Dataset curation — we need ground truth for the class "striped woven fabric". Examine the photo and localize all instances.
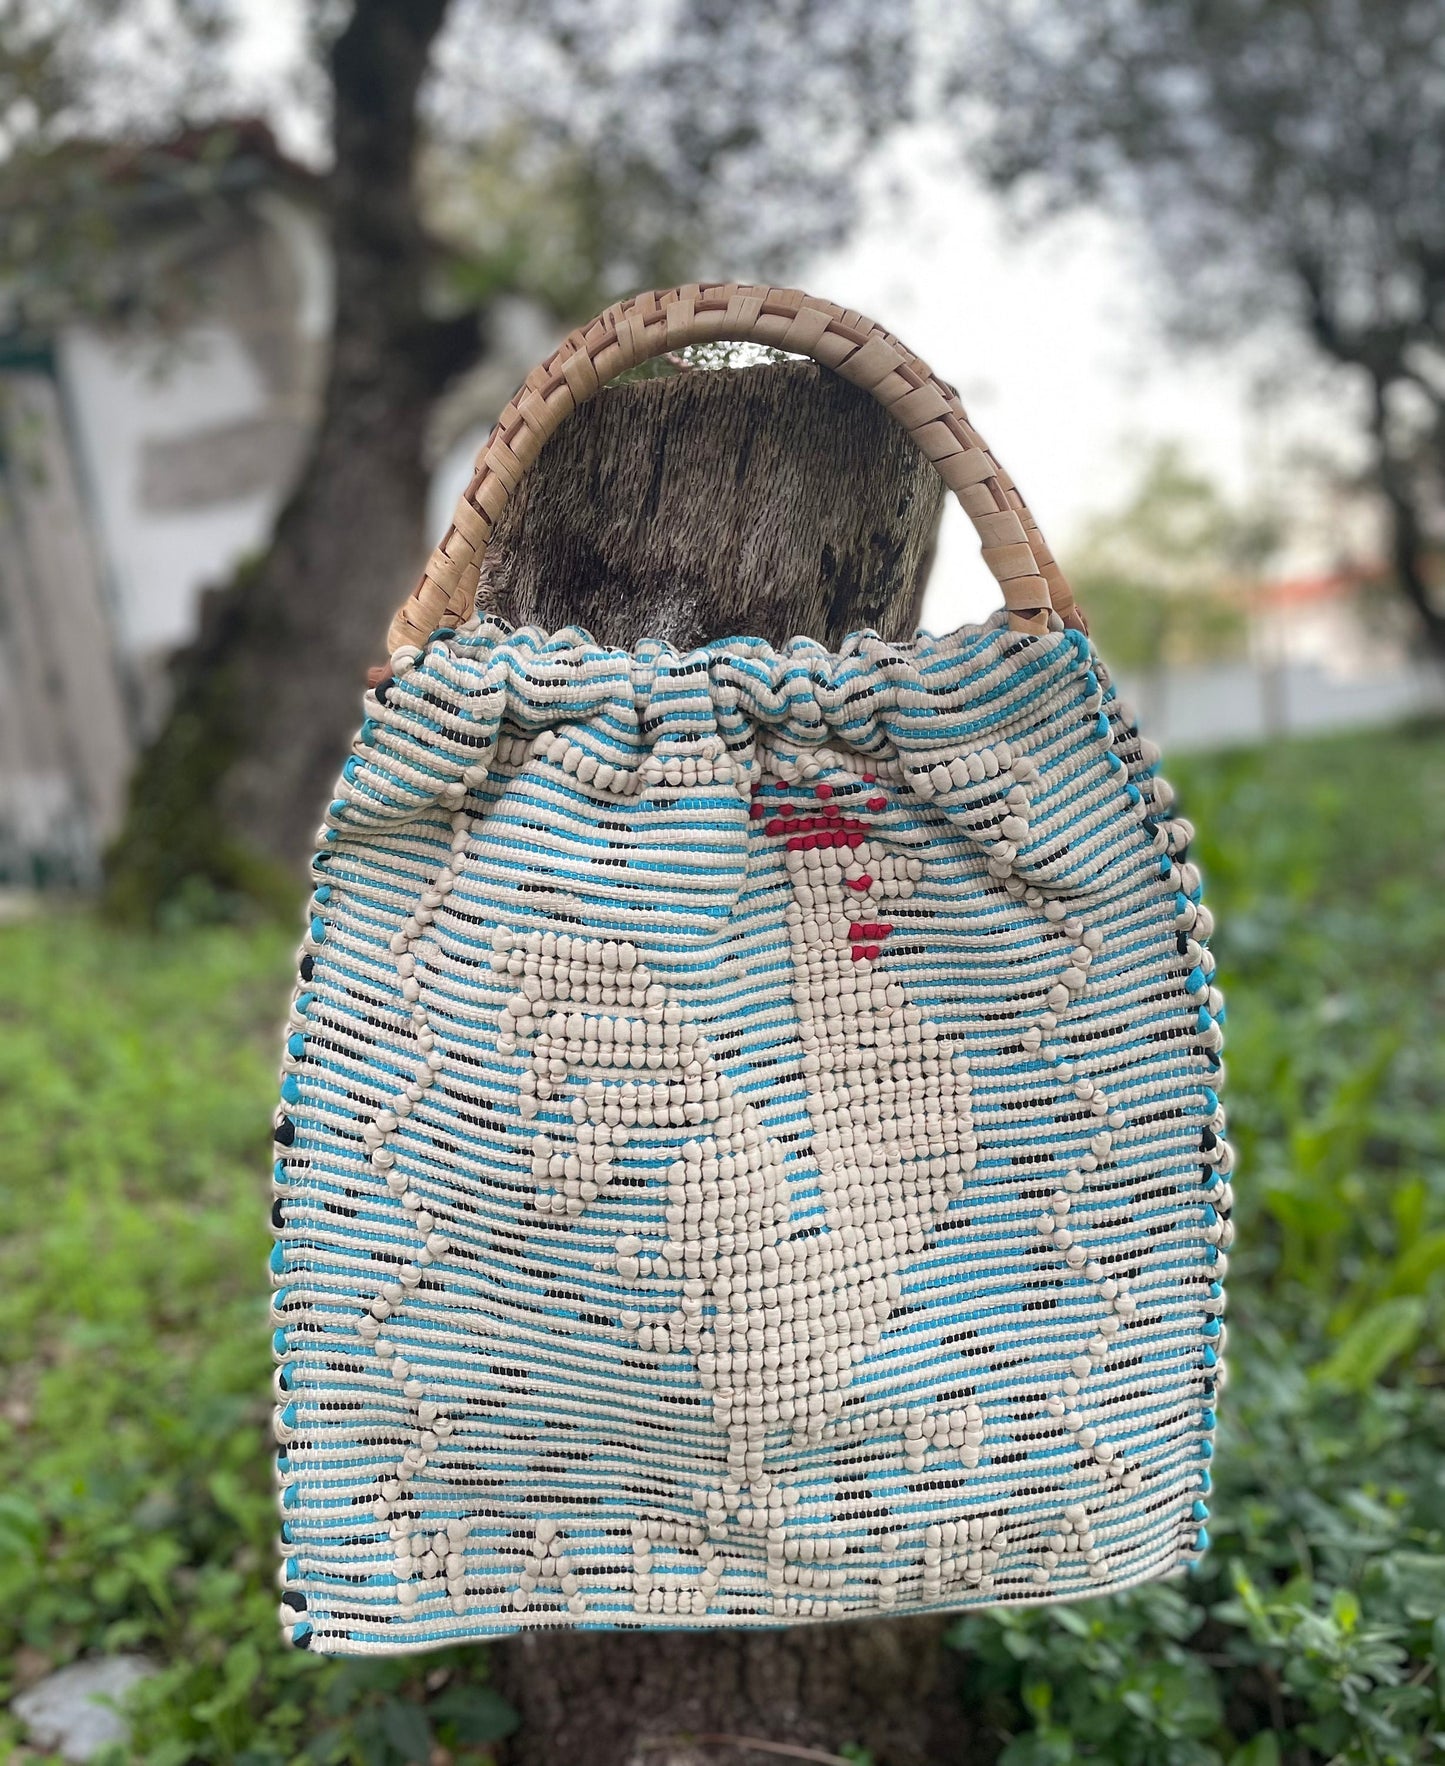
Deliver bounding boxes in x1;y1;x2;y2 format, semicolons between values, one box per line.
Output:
271;611;1230;1654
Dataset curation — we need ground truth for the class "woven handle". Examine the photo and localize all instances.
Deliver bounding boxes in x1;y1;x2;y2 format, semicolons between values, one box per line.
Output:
387;282;1081;654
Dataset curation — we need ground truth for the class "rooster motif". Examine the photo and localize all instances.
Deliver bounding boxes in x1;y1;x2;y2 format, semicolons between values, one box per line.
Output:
488;758;1026;1606
281;635;1226;1642
352;742;1203;1624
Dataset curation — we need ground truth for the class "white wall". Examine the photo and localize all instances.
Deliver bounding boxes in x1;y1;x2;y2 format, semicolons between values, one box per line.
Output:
1116;658;1445;753
55;191;333;663
58;322;281;655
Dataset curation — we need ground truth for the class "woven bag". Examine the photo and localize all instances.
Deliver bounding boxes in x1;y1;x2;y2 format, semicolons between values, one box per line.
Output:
271;285;1231;1654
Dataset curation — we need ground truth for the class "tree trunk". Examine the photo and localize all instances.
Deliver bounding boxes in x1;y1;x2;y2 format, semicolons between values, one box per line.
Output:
103;0;480;920
481;361;942;652
1299;279;1445;664
497;1615;972;1766
1367;380;1445;661
484;361;970;1766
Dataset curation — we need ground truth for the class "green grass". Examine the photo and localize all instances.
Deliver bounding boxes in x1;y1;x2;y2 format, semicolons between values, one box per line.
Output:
2;722;1444;1765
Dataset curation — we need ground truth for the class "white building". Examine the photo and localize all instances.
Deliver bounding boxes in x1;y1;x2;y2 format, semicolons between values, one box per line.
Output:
0;121;560;887
0;123;330;883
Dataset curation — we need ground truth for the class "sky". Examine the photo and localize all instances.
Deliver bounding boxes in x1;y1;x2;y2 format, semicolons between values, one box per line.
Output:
228;1;1368;634
809;133;1368;630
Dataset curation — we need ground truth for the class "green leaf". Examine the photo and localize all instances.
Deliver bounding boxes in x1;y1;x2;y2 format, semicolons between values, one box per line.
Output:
141;1740;195;1766
1315;1296;1426;1391
1228;1737;1281;1766
431;1685;520;1745
1382;1228;1445;1298
0;1493;43;1599
355;1712;393;1766
208;1467;261;1530
0;1492;43;1556
379;1699;432;1764
1119;1656;1223;1739
1389;1554;1445;1622
998;1731;1075;1766
1021;1678;1054;1722
191;1639;263;1722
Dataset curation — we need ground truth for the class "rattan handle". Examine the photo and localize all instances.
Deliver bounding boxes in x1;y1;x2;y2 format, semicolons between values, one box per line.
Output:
387;282;1081;654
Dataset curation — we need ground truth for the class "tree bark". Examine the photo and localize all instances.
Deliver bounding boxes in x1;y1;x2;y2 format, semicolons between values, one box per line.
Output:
1297;264;1445;663
484;361;968;1766
481;361;942;653
496;1615;972;1766
103;0;481;919
1366;378;1445;660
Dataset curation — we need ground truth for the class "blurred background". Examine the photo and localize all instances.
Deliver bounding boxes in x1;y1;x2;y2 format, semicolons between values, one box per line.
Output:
1;4;1443;1764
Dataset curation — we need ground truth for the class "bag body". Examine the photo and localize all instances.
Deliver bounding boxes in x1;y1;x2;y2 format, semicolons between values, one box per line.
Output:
270;287;1230;1654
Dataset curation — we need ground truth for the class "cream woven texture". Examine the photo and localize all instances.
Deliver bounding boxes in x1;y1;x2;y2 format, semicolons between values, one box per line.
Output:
271;613;1230;1653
